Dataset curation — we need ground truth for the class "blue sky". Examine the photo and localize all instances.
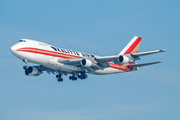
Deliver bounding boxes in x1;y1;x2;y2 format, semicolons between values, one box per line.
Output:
0;0;180;120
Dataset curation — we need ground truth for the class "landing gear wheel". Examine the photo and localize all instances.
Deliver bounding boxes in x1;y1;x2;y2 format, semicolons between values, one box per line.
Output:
78;75;81;78
56;74;63;82
79;72;88;80
56;74;61;78
58;78;63;82
23;66;28;70
69;75;77;81
81;72;87;79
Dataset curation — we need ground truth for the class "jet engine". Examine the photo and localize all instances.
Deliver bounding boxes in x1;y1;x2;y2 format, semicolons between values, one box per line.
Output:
25;66;42;76
81;59;93;67
118;55;134;63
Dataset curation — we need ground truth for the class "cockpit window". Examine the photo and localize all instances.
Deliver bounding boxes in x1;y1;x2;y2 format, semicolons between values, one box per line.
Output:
19;40;26;42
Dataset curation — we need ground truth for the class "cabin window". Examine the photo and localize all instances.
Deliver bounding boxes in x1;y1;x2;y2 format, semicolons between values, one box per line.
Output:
19;40;26;42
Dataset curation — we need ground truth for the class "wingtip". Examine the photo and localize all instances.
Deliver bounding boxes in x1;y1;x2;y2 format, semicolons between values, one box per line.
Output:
160;49;167;52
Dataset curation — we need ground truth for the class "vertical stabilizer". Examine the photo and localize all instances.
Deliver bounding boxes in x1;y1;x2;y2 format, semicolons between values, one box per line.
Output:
119;36;142;55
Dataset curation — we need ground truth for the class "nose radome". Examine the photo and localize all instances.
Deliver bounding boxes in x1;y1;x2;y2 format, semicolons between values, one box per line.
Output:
10;44;19;55
10;45;16;53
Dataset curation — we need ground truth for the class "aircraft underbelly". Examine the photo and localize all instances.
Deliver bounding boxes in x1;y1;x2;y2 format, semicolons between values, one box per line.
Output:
92;68;125;75
46;58;81;72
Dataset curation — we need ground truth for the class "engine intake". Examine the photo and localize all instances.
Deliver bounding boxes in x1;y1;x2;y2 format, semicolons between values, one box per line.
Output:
81;59;92;67
118;55;134;63
25;66;42;76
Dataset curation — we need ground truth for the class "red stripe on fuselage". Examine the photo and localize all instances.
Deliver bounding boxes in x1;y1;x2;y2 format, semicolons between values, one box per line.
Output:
17;47;83;59
107;62;134;71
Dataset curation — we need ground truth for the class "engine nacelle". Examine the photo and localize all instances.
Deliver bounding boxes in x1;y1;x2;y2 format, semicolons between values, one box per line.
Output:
118;55;134;63
81;59;92;67
25;66;42;76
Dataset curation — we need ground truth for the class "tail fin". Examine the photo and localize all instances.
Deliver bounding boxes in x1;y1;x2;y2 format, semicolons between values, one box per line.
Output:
119;36;142;55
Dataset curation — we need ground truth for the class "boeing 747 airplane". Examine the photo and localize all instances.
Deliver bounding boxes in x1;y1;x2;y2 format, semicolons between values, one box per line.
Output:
10;36;166;82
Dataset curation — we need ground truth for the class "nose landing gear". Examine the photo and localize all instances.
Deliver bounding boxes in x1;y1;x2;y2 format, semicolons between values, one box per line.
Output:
23;59;28;70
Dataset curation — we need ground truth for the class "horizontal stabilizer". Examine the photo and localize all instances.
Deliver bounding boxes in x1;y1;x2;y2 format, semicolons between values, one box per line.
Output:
126;61;162;68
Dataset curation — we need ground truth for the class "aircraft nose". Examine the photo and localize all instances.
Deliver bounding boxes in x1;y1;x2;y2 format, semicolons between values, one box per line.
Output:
10;44;24;59
10;45;16;53
10;44;19;55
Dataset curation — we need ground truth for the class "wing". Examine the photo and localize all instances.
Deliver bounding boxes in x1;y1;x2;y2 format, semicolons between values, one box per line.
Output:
95;49;167;63
57;58;83;66
94;55;119;63
57;58;109;72
57;49;166;71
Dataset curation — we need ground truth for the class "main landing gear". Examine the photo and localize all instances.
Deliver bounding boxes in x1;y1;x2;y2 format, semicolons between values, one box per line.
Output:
78;72;88;80
69;75;77;81
69;72;88;81
56;74;63;82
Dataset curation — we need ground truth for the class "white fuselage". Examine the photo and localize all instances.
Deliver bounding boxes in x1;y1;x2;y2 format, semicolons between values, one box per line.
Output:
10;39;133;75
